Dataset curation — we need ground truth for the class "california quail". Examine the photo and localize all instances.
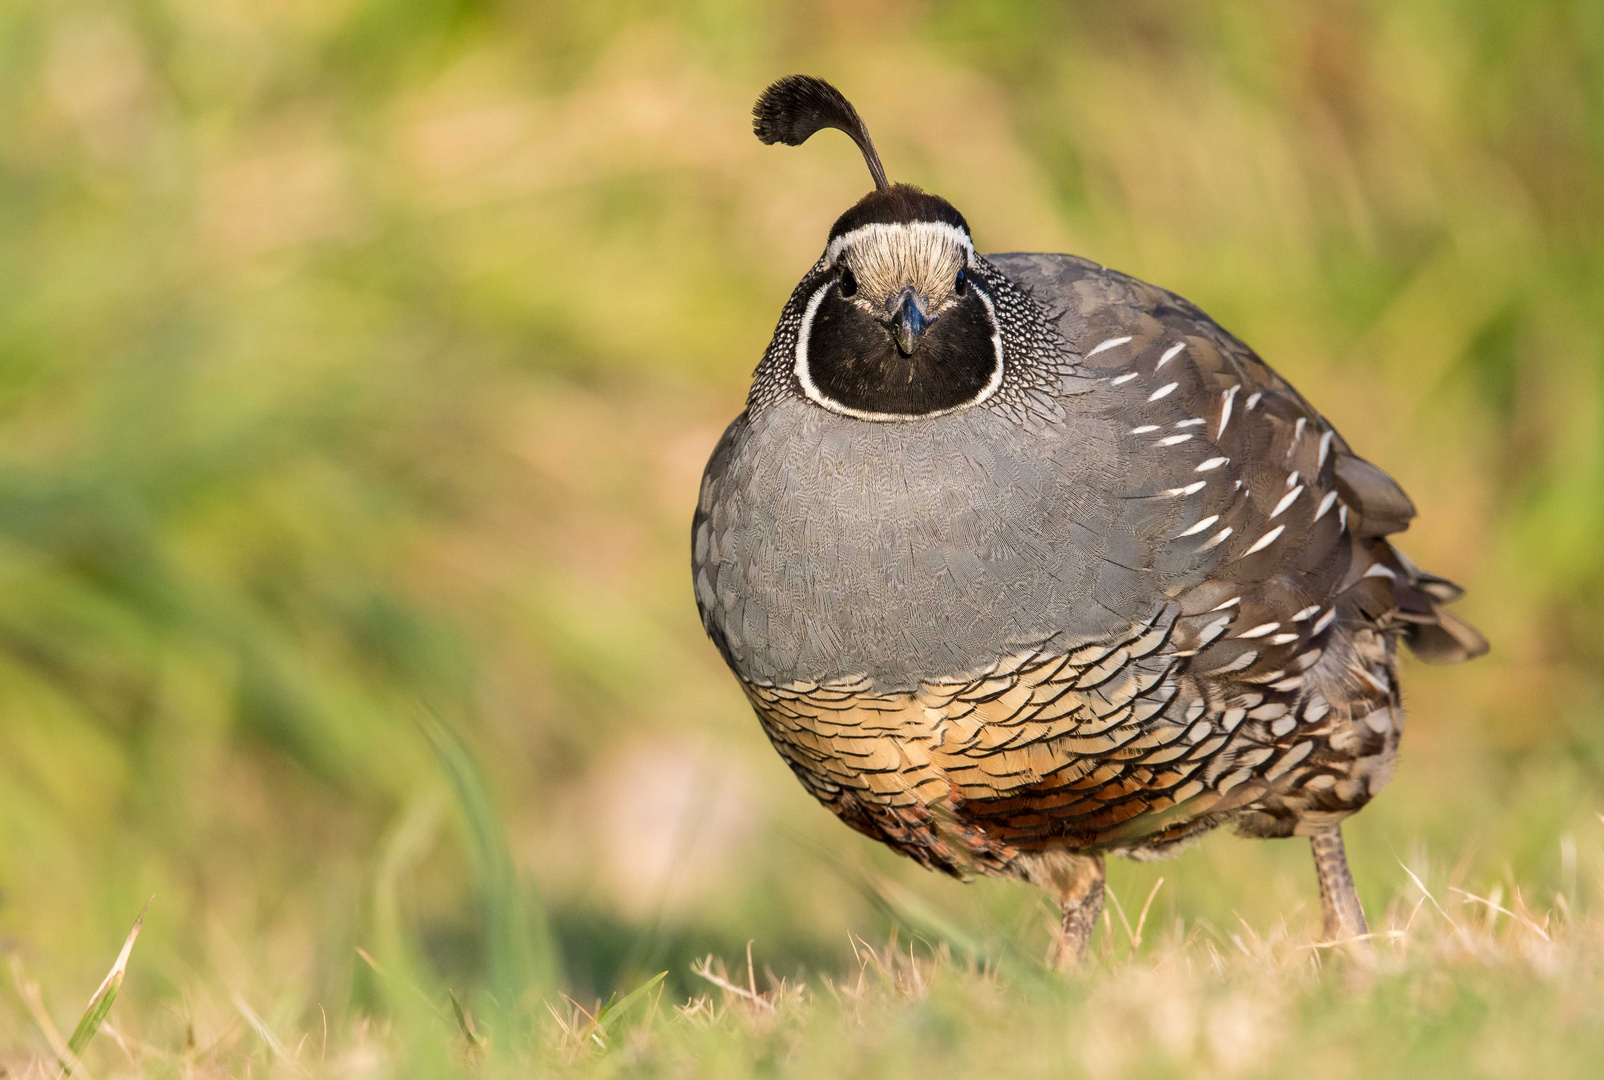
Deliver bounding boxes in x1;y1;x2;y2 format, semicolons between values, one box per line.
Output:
692;75;1487;964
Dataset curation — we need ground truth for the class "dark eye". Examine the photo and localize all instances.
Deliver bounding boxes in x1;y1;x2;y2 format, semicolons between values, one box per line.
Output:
839;268;857;297
955;268;967;295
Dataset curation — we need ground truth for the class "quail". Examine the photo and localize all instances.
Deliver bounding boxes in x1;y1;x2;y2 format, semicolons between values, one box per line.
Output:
692;75;1487;965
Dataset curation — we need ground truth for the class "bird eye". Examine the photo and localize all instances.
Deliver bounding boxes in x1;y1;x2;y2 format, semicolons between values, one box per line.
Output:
839;268;857;297
955;269;967;295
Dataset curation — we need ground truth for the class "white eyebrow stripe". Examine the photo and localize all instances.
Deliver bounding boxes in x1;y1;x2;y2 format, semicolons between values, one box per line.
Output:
825;220;975;264
1241;524;1286;556
1148;382;1179;401
1270;485;1304;518
1313;490;1339;521
1087;335;1134;357
1177;514;1221;538
1196;457;1229;472
1111;371;1140;385
1158;434;1194;446
1156;342;1186;369
1238;621;1281;639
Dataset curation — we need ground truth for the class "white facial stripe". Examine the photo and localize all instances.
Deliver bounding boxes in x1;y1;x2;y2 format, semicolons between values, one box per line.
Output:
825;221;975;267
793;276;1005;422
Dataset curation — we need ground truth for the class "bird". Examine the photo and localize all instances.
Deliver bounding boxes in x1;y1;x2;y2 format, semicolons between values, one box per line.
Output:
691;74;1487;966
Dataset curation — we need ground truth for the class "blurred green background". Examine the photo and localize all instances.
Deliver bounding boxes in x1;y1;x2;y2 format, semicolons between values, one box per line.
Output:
0;0;1601;1043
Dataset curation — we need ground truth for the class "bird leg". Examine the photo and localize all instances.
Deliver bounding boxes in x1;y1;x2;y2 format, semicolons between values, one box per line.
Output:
1038;852;1106;970
1310;825;1368;942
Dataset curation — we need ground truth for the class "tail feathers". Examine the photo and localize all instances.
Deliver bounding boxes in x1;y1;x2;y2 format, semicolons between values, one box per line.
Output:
1390;551;1487;664
1404;607;1488;665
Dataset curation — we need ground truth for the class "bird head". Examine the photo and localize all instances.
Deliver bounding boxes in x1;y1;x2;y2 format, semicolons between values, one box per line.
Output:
754;76;1005;420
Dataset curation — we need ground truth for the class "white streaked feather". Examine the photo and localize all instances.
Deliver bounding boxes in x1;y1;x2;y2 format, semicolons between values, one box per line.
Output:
1156;342;1186;369
1176;514;1221;538
1088;335;1133;356
1241;524;1286;555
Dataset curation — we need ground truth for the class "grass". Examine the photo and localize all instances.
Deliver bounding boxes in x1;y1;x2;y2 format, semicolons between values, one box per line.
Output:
6;855;1604;1078
0;0;1602;1075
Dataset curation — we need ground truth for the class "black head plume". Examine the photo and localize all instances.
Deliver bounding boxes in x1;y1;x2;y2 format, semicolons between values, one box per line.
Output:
753;75;889;191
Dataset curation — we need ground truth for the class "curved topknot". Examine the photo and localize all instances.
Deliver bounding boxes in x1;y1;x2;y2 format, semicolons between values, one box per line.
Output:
753;75;889;191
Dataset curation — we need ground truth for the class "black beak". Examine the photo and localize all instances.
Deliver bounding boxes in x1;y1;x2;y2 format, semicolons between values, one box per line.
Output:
891;290;928;357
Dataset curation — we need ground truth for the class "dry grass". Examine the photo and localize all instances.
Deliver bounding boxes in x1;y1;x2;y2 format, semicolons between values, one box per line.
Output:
3;854;1601;1079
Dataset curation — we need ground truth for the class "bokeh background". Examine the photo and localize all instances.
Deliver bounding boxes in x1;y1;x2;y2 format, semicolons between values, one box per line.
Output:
1;0;1601;1041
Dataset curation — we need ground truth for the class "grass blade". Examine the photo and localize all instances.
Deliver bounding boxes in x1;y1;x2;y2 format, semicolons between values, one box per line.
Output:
449;989;483;1048
62;898;151;1073
594;971;666;1039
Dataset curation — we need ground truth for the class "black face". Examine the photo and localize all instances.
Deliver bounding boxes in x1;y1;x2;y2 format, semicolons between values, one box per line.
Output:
802;273;1000;416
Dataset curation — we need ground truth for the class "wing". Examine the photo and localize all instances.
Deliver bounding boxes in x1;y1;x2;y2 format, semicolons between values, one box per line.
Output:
990;251;1486;674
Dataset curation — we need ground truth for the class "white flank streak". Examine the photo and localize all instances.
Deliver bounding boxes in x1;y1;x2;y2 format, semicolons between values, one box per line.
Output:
1246;391;1263;410
1218;385;1239;438
1364;563;1397;579
1159;434;1193;446
1131;424;1160;433
1313;609;1338;636
1156;342;1186;369
1177;514;1220;538
1242;524;1286;555
1293;417;1306;443
1269;633;1301;645
1196;456;1229;472
1148;382;1179;401
1318;430;1334;469
1287;471;1300;487
1200;527;1233;551
1313;490;1339;521
1088;335;1133;357
1212;596;1242;611
1238;622;1281;639
1177;418;1206;427
1111;372;1140;385
1292;605;1321;621
1270;485;1304;518
1165;480;1208;497
1339;505;1348;531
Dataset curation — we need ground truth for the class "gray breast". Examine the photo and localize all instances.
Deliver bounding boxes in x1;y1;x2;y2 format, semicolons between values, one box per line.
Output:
692;392;1171;691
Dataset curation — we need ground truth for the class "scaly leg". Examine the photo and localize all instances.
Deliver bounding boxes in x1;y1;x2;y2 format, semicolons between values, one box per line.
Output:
1044;853;1106;970
1310;825;1368;941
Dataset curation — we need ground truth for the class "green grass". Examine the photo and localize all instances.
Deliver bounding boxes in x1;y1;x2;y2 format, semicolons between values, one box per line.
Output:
0;0;1602;1075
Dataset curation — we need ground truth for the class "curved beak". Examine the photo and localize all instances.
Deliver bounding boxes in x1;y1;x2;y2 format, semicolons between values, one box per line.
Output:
890;289;929;357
